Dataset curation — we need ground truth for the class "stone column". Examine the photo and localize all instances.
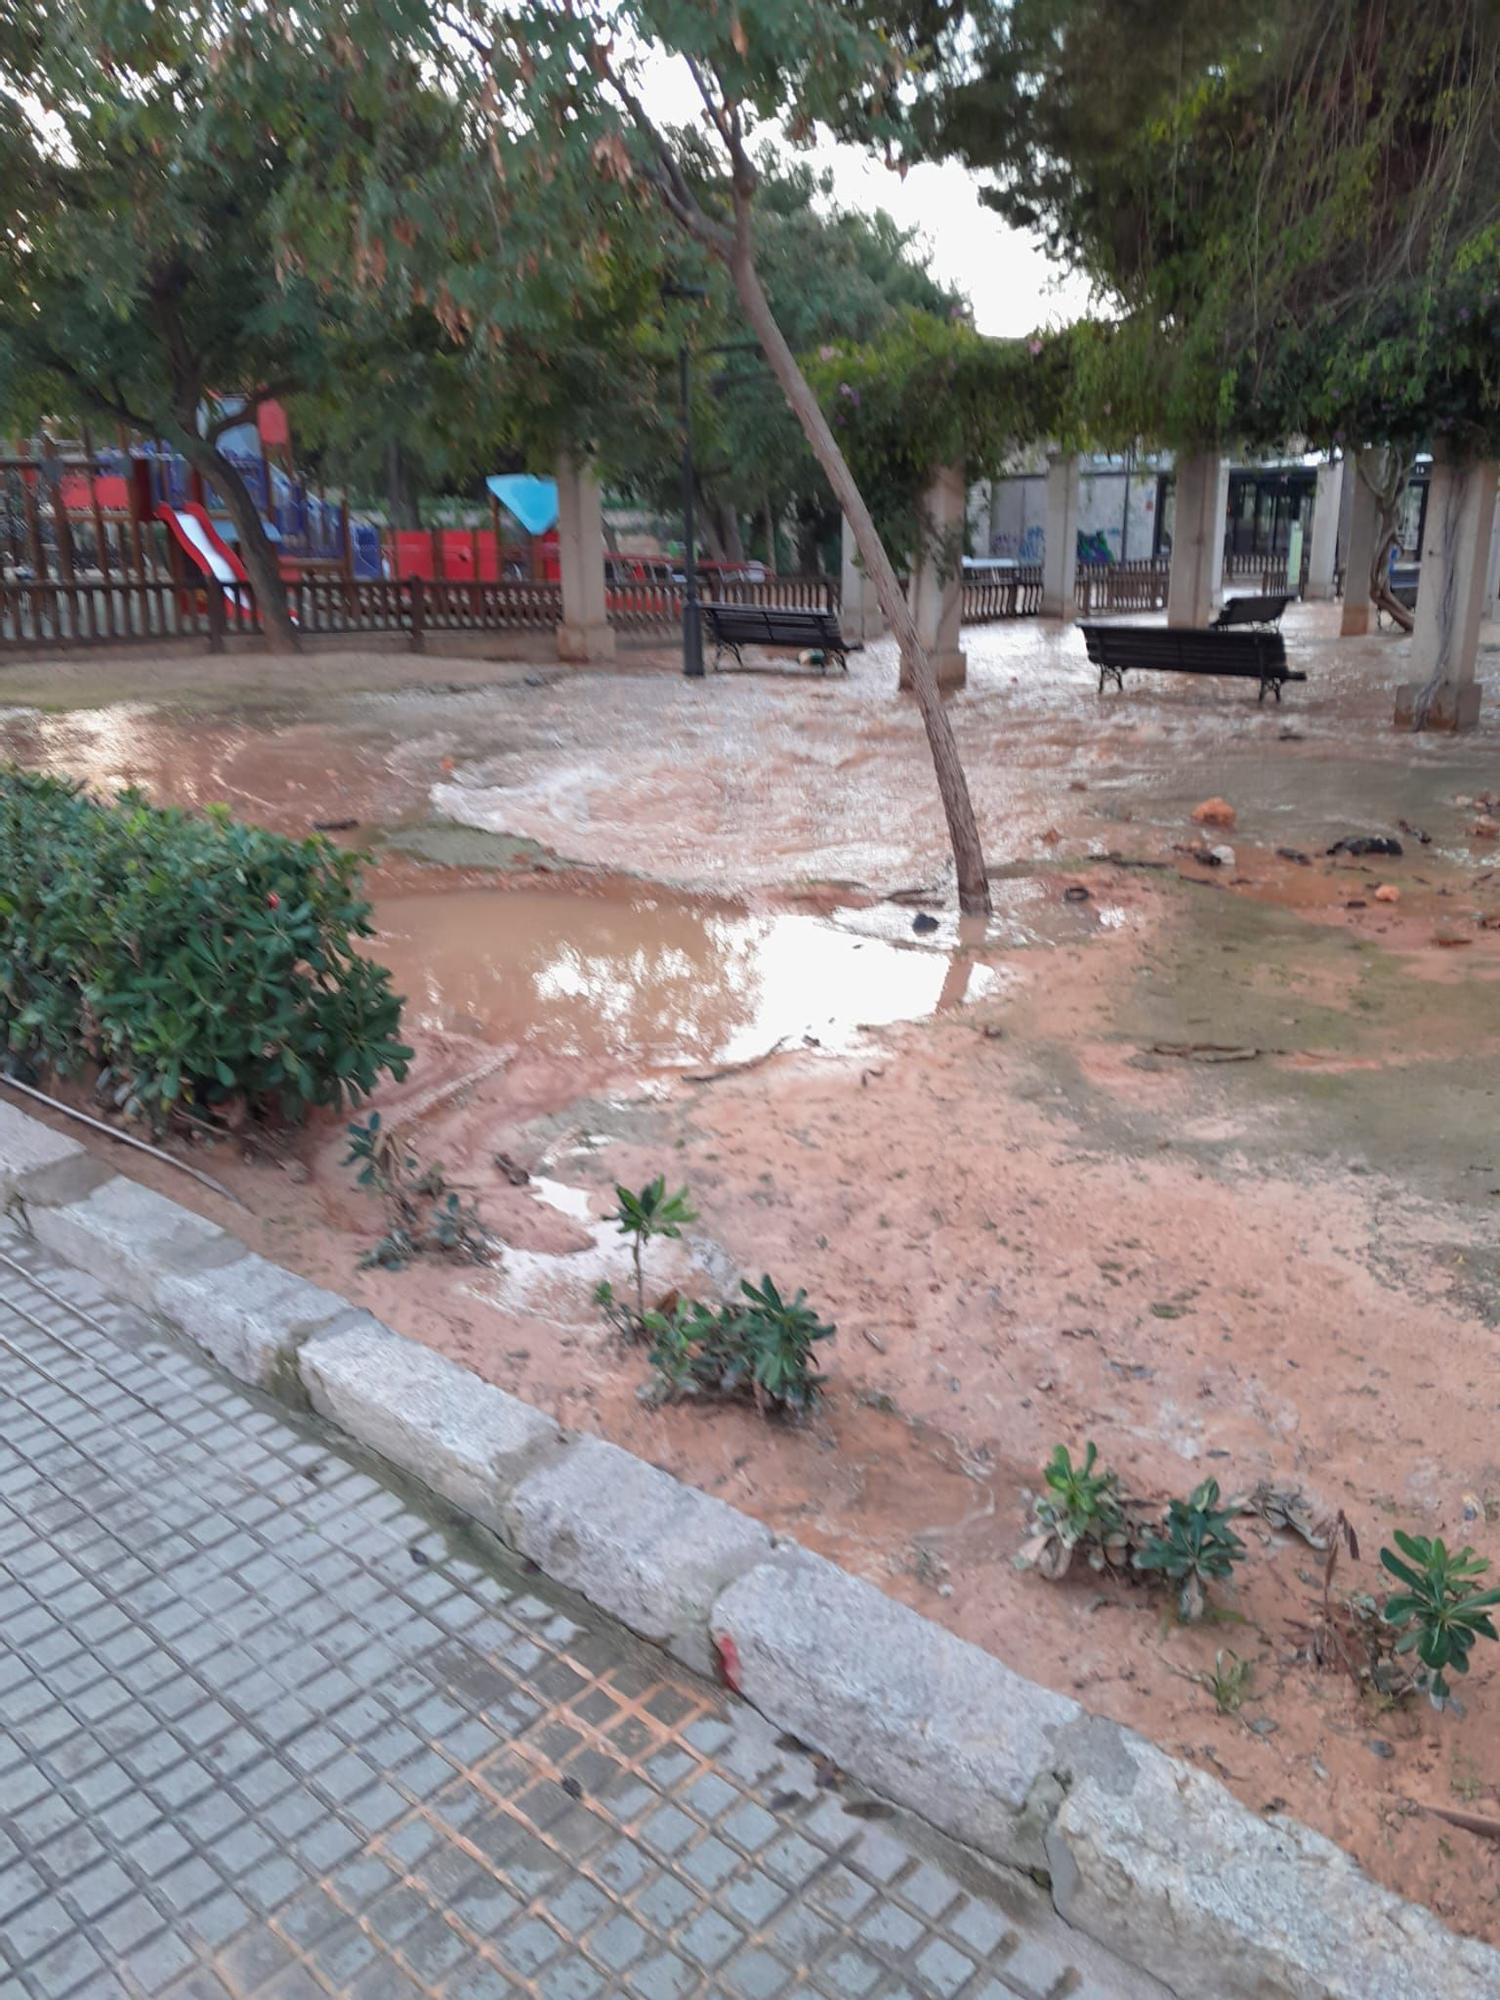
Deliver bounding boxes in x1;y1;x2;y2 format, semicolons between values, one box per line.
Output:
839;516;886;647
554;454;616;665
1040;451;1079;620
1165;451;1225;628
900;463;966;690
1395;444;1498;732
1340;452;1382;636
1485;502;1500;619
1305;456;1344;600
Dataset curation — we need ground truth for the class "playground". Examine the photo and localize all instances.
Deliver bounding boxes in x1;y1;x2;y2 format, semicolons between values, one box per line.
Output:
6;600;1500;1939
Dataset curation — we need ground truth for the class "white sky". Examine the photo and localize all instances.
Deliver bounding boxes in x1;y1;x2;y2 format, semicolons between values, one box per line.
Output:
639;54;1094;338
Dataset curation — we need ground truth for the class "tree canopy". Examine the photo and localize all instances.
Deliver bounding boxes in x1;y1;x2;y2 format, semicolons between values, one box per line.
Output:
915;0;1500;454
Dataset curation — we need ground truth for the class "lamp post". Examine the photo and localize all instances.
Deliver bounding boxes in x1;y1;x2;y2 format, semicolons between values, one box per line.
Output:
661;282;708;677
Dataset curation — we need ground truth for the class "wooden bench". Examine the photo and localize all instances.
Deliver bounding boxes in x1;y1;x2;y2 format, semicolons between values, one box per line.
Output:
1080;622;1306;703
1213;592;1292;629
704;603;848;674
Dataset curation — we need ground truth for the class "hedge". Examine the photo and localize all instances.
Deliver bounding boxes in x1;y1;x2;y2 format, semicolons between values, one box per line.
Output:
0;769;412;1123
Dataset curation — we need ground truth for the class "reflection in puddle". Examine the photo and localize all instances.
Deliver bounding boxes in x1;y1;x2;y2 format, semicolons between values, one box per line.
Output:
370;887;1012;1070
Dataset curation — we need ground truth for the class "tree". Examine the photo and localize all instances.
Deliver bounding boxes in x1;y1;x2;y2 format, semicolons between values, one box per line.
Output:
915;0;1500;642
445;1;993;914
0;3;454;647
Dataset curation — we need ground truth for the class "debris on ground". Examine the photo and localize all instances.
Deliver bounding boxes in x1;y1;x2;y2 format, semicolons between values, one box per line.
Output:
1327;835;1403;857
493;1151;531;1186
312;817;359;832
1472;818;1500;841
1374;884;1401;904
1395;819;1432;845
912;912;940;934
1192;797;1237;828
1150;1042;1262;1062
1276;847;1313;865
1433;927;1473;948
1062;884;1092;902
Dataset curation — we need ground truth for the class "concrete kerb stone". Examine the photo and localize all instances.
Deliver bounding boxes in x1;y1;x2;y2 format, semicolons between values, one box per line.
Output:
2;1100;1497;1996
0;1097;102;1208
1045;1713;1500;1999
153;1254;359;1395
300;1317;564;1534
710;1547;1080;1874
28;1170;241;1309
506;1434;773;1675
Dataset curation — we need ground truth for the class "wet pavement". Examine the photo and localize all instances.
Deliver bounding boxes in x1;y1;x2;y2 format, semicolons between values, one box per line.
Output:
0;1226;1161;2000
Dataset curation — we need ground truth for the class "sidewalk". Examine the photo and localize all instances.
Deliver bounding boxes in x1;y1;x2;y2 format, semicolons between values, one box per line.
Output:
0;1227;1161;2000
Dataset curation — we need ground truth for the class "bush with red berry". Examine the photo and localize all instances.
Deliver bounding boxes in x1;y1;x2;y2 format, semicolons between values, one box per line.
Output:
0;769;411;1125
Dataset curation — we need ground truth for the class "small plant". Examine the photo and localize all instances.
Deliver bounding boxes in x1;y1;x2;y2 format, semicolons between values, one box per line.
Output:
1135;1479;1248;1622
1017;1442;1130;1580
641;1278;834;1417
1380;1532;1500;1710
345;1114;493;1271
1206;1649;1252;1715
607;1178;697;1326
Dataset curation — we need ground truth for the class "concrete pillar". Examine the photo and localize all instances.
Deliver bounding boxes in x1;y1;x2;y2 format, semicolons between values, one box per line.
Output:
839;517;886;647
1395;443;1498;731
900;463;966;690
1040;452;1079;620
1165;451;1225;628
1485;502;1500;619
1340;451;1382;635
1306;456;1344;600
554;454;616;664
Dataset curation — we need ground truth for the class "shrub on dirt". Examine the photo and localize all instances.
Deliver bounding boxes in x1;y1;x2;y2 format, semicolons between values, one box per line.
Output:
1381;1531;1500;1709
344;1114;493;1271
1135;1478;1248;1621
0;770;410;1125
600;1176;697;1330
643;1275;834;1417
1016;1441;1133;1579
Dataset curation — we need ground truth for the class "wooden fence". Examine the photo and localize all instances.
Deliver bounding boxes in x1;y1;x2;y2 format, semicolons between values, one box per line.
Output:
960;566;1044;622
1074;559;1171;615
3;559;1121;656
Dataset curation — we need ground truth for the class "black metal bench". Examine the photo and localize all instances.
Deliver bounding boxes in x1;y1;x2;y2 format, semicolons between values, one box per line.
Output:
1080;622;1306;703
1213;593;1292;629
704;603;848;674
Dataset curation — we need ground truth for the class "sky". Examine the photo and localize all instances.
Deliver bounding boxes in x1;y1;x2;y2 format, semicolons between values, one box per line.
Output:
639;55;1095;339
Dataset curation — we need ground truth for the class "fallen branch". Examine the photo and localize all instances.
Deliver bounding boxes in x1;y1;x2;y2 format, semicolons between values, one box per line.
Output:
1150;1043;1262;1063
685;1036;789;1084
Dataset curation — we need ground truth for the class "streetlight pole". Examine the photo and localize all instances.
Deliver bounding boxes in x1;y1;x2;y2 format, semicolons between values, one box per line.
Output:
679;341;703;678
661;281;708;679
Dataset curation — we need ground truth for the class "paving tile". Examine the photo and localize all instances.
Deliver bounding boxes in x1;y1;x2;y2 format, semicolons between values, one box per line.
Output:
0;1229;1147;2000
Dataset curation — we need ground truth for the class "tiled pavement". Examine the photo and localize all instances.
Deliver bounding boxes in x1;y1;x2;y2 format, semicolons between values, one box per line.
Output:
0;1226;1163;2000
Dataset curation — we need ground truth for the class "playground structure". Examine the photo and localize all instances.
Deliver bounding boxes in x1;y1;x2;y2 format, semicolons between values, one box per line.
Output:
0;418;556;601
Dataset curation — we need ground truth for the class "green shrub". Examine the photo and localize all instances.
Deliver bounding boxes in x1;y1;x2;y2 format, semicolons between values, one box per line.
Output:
0;770;411;1124
1017;1442;1131;1579
1381;1531;1500;1709
644;1276;834;1417
1135;1479;1248;1621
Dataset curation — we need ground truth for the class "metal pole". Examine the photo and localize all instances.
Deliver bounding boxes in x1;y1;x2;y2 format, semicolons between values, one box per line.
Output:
680;343;703;677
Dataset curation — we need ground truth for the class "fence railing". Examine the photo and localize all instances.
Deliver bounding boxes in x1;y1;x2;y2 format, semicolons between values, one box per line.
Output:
1;578;215;647
1074;559;1171;616
961;565;1043;622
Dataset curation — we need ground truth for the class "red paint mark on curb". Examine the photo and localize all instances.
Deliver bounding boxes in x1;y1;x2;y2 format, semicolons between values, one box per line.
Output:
715;1631;742;1691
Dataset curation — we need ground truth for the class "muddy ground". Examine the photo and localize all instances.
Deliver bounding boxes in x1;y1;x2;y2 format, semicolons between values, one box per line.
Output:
6;606;1500;1941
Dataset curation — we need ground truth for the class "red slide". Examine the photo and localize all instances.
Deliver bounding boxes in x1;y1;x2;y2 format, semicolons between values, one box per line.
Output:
155;503;261;621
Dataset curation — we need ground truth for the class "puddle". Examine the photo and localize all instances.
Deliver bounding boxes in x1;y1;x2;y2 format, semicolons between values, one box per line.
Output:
369;885;1013;1071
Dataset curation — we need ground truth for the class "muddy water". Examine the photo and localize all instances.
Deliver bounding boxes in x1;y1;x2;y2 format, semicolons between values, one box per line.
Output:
369;885;1013;1070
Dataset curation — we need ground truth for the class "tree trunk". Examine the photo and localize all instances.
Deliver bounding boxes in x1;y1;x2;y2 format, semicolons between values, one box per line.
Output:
726;227;990;914
719;502;745;565
386;439;422;530
180;434;298;651
1361;448;1415;633
762;494;777;572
